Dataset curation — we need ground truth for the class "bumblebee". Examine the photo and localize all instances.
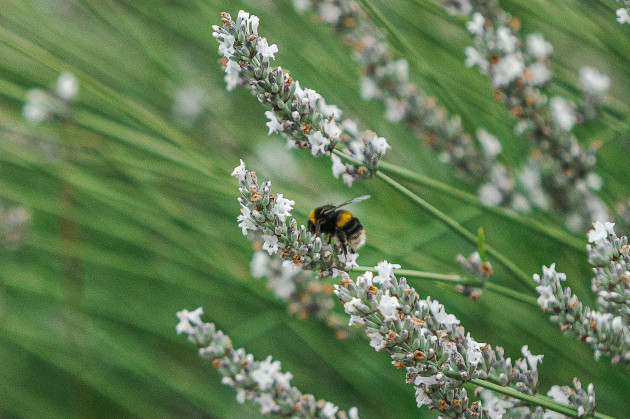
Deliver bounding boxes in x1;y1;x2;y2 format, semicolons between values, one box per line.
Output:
307;195;370;255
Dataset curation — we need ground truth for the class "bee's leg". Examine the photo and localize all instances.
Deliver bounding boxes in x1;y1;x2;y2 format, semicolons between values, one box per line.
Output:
315;220;322;237
336;228;349;258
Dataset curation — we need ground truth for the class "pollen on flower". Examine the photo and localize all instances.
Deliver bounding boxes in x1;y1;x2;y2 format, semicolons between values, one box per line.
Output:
250;190;262;202
393;360;405;369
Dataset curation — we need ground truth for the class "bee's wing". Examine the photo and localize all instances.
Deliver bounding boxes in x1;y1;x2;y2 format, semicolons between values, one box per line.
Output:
323;195;371;214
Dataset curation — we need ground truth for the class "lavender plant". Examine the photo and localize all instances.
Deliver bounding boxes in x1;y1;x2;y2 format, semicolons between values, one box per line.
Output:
214;8;566;293
206;7;626;417
534;222;630;363
176;308;358;418
292;0;542;215
455;2;611;230
294;0;499;180
334;267;601;417
213;11;390;186
294;0;625;233
233;159;358;272
229;158;604;417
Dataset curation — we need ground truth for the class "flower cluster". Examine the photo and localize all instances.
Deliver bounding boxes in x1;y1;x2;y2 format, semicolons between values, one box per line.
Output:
459;5;612;231
617;1;630;24
250;250;354;338
233;159;359;272
23;72;79;123
213;10;391;185
455;251;492;300
0;202;30;249
588;222;630;319
534;222;630;363
547;378;597;418
333;264;593;417
176;308;358;418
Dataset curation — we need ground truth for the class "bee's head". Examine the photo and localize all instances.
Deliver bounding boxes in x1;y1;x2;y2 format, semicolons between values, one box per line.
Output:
307;208;317;232
307;205;332;232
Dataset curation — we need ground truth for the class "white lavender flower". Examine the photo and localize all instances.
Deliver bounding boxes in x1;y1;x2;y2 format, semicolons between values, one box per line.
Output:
550;97;577;131
455;2;609;231
546;379;597;417
528;62;552;85
175;307;205;335
270;194;295;222
334;263;591;416
176;309;357;417
587;221;615;243
374;260;401;285
534;226;630;363
478;183;502;206
467;13;485;35
213;10;390;184
476;130;502;158
496;27;518;53
233;160;359;272
492;54;525;86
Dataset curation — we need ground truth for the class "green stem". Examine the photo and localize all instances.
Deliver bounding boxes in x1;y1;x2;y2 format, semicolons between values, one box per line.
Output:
376;160;584;252
352;266;483;286
485;282;537;306
470;379;615;419
373;169;535;290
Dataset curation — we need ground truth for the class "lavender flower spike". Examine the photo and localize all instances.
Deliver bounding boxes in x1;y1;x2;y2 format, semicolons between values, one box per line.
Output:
233;159;360;273
213;10;391;186
176;308;358;418
534;222;630;363
335;265;577;417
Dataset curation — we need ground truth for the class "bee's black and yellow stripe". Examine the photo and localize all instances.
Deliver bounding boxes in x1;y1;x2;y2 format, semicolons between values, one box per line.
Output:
336;210;362;236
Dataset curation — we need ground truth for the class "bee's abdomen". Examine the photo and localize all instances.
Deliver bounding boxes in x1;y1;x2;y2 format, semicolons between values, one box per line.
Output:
340;215;362;236
343;216;366;250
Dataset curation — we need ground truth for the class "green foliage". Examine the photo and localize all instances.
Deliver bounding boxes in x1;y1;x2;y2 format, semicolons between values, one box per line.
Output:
0;0;628;417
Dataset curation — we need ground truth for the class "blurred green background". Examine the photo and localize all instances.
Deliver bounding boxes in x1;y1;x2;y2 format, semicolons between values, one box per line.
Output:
0;0;629;417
